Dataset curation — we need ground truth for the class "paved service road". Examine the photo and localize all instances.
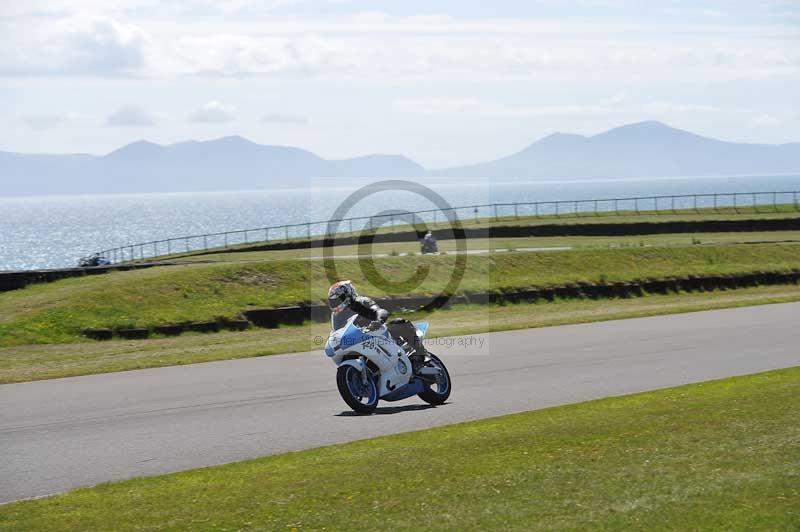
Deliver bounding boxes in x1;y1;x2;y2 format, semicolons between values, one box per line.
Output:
1;303;798;504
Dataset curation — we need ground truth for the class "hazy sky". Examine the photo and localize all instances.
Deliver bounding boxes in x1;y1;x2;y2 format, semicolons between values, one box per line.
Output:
1;0;798;168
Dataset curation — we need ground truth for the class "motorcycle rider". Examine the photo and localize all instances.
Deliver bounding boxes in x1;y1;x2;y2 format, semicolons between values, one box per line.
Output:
328;280;423;354
421;230;438;254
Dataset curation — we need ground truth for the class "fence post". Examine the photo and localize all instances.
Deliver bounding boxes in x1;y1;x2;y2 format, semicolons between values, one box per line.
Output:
493;204;498;221
185;238;189;253
635;198;639;215
535;202;539;218
474;207;479;223
204;235;208;250
153;242;157;259
693;195;698;213
752;192;757;213
773;191;778;212
285;225;289;240
671;196;675;214
514;203;519;219
713;194;718;213
794;191;799;211
733;193;739;214
594;200;598;216
555;201;559;217
574;200;579;217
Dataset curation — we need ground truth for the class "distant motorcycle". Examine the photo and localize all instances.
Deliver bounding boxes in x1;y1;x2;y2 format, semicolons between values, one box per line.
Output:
78;254;111;267
325;315;451;414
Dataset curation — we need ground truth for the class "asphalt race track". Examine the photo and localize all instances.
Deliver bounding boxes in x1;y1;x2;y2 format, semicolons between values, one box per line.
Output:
1;303;798;504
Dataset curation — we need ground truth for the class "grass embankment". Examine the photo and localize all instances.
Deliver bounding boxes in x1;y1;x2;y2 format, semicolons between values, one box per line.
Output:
175;230;800;264
1;243;799;346
157;205;800;261
3;367;798;530
2;285;800;384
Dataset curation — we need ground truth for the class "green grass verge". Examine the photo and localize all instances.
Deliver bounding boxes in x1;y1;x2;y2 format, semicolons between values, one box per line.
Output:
3;367;798;530
2;243;800;346
2;284;800;384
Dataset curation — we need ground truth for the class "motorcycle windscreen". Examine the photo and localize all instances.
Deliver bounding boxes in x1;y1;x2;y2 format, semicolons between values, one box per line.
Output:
341;322;374;349
415;321;429;339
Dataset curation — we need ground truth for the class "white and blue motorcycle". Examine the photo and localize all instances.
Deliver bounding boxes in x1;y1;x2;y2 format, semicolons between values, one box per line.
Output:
325;315;452;414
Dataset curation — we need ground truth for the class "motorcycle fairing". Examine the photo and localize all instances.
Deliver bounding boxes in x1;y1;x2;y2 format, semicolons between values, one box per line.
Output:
381;378;425;402
328;315;413;396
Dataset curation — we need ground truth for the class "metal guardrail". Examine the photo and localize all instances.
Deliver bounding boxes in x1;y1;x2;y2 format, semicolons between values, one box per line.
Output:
92;190;800;264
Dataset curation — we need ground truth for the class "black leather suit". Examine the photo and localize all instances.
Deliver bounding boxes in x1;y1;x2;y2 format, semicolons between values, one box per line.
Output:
331;296;422;353
331;295;389;331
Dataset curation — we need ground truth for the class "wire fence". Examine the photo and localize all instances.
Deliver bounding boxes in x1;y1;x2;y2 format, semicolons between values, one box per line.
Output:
91;190;800;264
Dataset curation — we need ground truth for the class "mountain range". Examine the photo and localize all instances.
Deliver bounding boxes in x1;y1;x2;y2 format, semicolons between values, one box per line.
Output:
2;121;799;196
432;121;800;179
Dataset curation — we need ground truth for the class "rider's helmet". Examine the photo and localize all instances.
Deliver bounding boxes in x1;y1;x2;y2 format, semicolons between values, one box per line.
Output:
328;280;357;315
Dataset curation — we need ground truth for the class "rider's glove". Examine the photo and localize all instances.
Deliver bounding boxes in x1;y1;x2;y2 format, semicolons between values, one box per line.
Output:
367;320;383;330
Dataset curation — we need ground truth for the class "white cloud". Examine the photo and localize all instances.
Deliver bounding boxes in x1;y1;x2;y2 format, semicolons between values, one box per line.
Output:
0;0;312;18
751;113;781;127
394;98;780;127
395;98;617;117
22;114;71;130
0;9;797;84
0;15;149;76
188;101;236;123
154;33;364;78
261;113;308;125
106;105;157;126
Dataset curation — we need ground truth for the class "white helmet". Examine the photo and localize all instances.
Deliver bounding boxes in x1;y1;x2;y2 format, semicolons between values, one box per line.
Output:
328;280;357;315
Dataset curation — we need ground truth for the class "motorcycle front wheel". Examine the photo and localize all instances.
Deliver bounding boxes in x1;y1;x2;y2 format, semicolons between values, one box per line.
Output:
417;353;451;405
336;365;379;414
